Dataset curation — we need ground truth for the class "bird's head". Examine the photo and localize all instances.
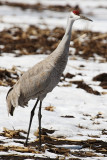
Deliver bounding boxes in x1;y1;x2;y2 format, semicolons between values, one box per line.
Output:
70;10;92;22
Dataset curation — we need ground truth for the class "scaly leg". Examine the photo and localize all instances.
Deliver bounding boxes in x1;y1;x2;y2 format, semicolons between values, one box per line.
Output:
25;99;39;146
38;101;42;150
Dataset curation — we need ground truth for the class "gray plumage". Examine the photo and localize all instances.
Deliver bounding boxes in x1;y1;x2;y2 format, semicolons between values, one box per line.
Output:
6;17;72;115
6;11;92;148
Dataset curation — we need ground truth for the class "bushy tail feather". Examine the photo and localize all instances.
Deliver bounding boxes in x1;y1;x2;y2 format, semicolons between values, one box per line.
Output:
6;81;21;116
9;104;15;116
6;87;15;116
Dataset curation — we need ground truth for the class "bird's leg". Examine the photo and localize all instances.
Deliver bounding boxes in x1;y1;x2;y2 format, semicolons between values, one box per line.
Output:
24;99;39;146
38;101;42;150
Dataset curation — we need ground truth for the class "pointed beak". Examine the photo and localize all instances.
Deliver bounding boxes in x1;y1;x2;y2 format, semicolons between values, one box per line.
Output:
80;15;93;22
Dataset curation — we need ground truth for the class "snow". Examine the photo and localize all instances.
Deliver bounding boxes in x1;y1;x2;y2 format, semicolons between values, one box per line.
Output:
0;55;107;139
0;0;107;32
0;0;107;159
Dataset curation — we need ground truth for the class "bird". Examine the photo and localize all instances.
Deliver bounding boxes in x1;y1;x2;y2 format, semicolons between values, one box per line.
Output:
6;10;92;150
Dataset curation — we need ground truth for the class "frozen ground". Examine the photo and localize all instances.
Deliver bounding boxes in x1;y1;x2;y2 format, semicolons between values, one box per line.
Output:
0;0;107;159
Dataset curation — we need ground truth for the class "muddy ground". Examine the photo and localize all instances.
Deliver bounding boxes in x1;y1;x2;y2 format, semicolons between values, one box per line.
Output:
0;128;107;159
0;26;107;59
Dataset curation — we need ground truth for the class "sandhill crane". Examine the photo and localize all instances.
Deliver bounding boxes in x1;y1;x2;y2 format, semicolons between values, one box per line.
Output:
6;10;92;150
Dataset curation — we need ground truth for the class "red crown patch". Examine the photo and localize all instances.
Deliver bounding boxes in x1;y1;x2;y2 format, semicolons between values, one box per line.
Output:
73;10;80;15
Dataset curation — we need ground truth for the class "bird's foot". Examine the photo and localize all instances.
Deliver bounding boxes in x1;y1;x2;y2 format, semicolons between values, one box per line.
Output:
38;145;41;151
24;141;28;147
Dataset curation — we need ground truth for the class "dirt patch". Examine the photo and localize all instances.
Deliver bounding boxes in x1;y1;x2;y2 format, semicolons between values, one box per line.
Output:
0;128;106;159
0;67;21;86
0;26;107;60
0;1;81;13
35;128;56;137
0;67;22;86
72;31;107;60
0;155;44;160
93;73;107;82
64;73;75;79
102;129;107;135
93;73;107;89
100;82;107;89
61;115;75;118
45;106;55;112
0;128;27;139
72;80;100;95
0;26;64;56
0;155;79;160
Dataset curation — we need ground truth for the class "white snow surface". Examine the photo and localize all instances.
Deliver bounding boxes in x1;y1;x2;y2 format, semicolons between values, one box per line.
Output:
0;0;107;32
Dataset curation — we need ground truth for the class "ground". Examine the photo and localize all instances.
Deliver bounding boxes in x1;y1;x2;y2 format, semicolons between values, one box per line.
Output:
0;0;107;159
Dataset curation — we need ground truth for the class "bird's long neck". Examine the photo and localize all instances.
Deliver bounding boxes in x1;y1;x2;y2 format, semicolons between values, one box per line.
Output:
47;16;75;73
56;17;75;54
